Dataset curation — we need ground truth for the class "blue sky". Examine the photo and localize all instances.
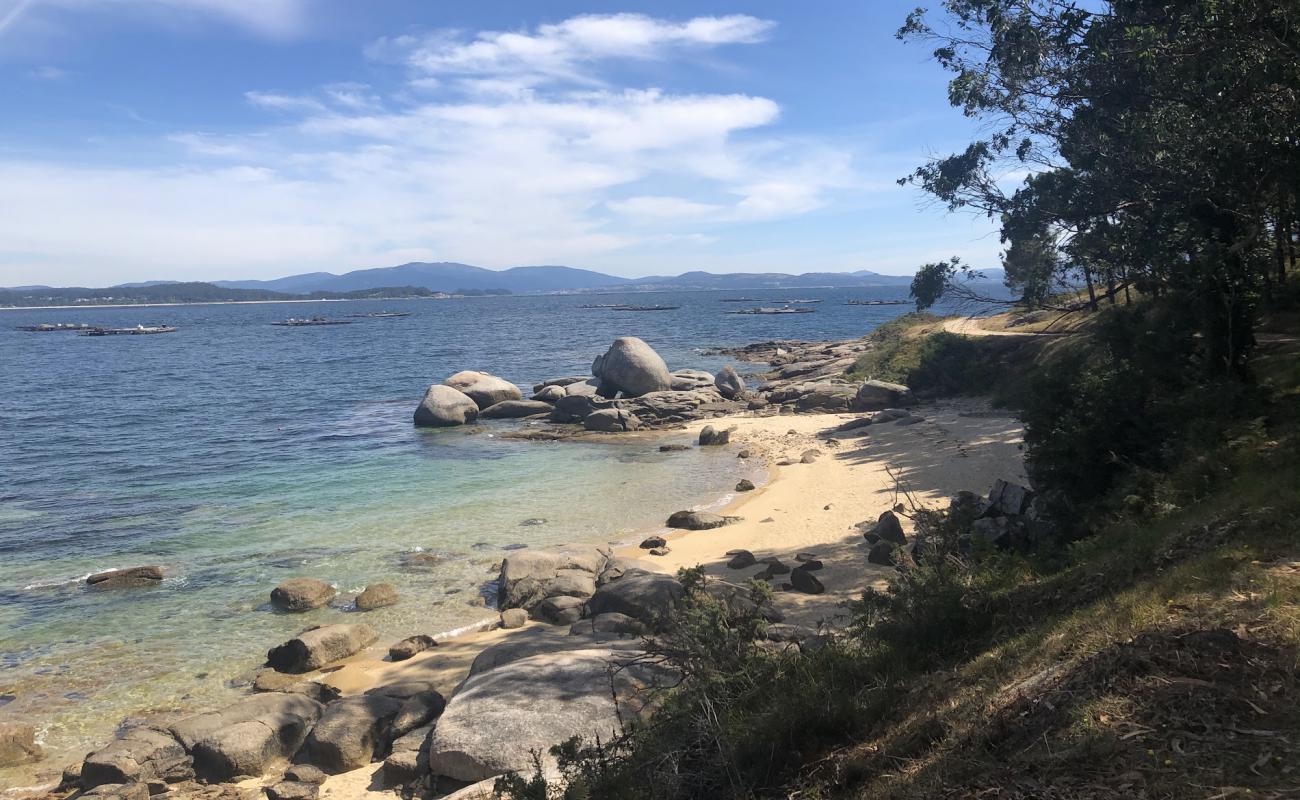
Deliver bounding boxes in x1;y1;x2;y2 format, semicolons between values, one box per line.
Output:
0;1;1004;285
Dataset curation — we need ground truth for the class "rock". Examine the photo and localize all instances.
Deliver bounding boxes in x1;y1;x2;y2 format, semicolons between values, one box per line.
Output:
735;479;755;492
389;634;437;661
726;550;757;569
800;449;821;463
737;449;752;458
402;551;442;569
569;613;647;639
426;647;667;782
871;511;907;545
265;781;318;800
583;408;642;432
355;583;398;611
971;516;1011;547
531;385;566;403
413;384;480;427
794;552;820;563
82;784;151;800
698;424;732;446
895;414;923;426
666;510;737;530
585;571;685;627
670;369;715;391
639;535;667;550
265;623;378;673
659;443;690;452
270;578;336;612
443;371;523;410
284;764;328;784
648;547;670;556
81;727;191;788
987;479;1033;516
500;608;528;629
872;407;910;422
388;689;446;740
867;541;897;566
549;393;613;423
251;669;338;703
562;378;602;397
789;384;856;412
85;566;164;589
520;517;547;526
591;337;672;397
480;399;554;419
381;725;432;788
0;722;42;768
853;380;916;411
497;547;609;611
533;595;585;625
714;366;745;399
796;558;824;571
302;693;404;774
789;567;825;594
170;694;324;783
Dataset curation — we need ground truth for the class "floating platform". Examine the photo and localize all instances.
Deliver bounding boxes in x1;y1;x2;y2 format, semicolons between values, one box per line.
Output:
845;299;910;306
271;317;353;326
726;307;817;315
80;326;177;336
15;323;96;332
774;299;823;304
346;311;411;318
610;305;680;311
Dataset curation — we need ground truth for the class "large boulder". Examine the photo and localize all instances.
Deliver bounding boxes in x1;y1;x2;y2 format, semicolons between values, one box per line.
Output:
442;371;523;410
585;571;684;627
698;424;732;446
714;366;745;399
81;727;191;788
794;384;857;412
853;380;916;411
0;722;42;768
270;578;336;612
427;647;667;782
266;623;378;673
170;694;324;782
583;409;642;432
480;399;553;419
592;337;672;397
302;694;403;774
497;547;608;611
355;583;398;611
413;385;479;427
85;566;163;589
986;479;1033;517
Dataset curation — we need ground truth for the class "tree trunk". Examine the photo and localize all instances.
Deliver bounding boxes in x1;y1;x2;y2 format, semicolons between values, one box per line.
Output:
1083;266;1098;311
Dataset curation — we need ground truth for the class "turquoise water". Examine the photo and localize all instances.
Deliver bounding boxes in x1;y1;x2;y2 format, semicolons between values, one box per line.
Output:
0;287;924;784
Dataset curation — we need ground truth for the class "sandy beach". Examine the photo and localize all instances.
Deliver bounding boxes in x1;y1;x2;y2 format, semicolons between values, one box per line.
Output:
220;398;1028;799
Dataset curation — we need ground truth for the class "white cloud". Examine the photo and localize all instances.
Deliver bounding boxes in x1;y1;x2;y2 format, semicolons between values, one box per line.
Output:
0;12;880;284
377;13;774;88
28;65;68;80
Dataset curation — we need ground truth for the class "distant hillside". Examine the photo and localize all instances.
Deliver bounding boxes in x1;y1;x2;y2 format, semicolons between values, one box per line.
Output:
215;262;629;294
0;283;453;308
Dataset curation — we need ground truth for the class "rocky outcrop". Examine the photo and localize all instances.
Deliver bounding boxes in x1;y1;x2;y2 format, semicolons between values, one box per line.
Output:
81;727;192;788
497;546;609;612
549;393;613;423
270;578;336;612
583;408;642;432
413;385;480;427
666;510;738;530
853;380;916;411
585;570;684;627
181;694;325;782
568;612;647;640
443;371;523;410
715;365;745;399
426;647;667;782
534;595;584;625
355;583;398;611
266;623;378;673
389;635;436;661
85;566;164;589
0;722;42;768
591;337;672;397
480;399;554;419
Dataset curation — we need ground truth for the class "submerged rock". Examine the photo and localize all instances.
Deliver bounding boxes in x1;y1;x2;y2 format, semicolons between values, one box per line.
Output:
592;337;672;397
355;583;398;611
0;722;42;768
85;566;164;589
413;384;479;427
270;578;336;612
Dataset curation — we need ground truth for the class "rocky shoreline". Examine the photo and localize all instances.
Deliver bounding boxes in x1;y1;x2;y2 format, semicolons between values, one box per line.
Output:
2;331;1030;800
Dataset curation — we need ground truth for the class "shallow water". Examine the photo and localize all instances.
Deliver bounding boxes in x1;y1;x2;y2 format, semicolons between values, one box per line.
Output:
0;286;931;782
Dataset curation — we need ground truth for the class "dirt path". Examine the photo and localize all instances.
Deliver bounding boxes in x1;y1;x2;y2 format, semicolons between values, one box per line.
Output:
941;316;1066;337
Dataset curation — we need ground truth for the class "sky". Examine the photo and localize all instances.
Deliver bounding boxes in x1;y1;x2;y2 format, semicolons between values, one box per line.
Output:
0;1;1006;286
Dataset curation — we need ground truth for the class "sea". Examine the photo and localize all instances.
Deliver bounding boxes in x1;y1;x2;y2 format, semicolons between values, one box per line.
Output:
0;285;927;785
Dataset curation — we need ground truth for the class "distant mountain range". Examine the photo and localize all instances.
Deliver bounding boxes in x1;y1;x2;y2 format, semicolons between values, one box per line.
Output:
6;262;1007;302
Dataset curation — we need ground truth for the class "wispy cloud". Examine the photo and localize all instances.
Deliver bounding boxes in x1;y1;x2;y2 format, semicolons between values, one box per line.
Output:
0;0;311;40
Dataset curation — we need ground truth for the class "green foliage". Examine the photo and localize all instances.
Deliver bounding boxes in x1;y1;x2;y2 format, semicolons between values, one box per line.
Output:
910;257;962;311
847;317;1018;398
